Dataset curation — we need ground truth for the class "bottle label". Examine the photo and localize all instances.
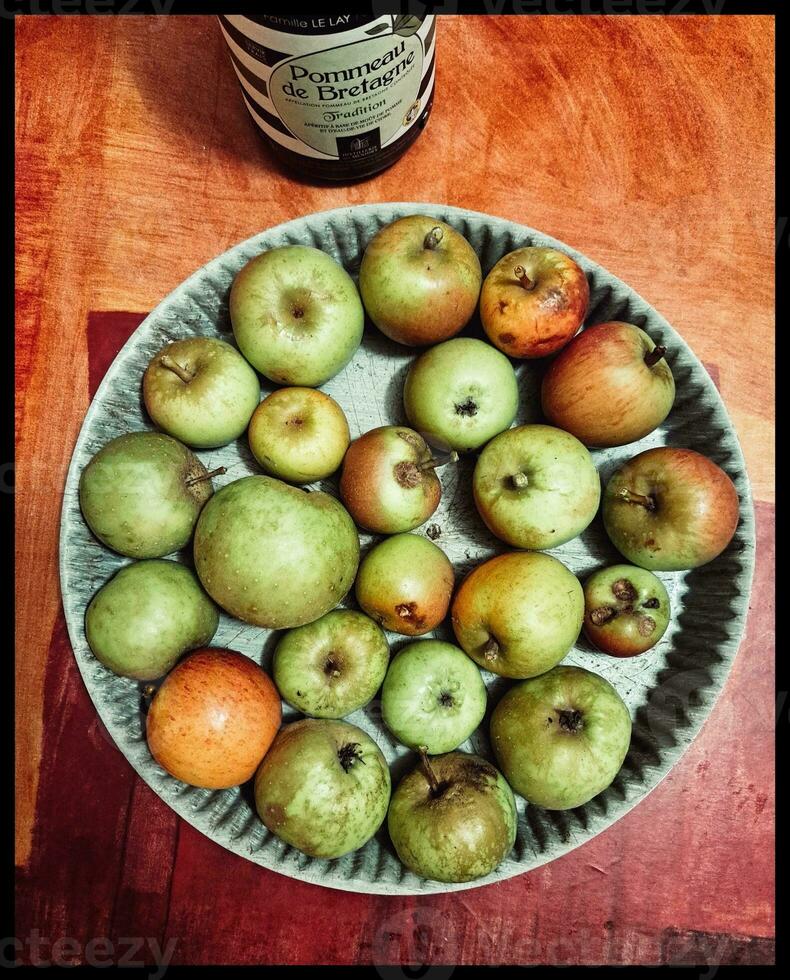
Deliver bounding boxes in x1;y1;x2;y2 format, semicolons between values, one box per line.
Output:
219;14;436;162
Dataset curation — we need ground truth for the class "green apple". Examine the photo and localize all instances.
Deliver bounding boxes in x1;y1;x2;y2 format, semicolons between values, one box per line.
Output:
355;533;454;636
193;475;359;629
403;338;519;452
230;245;364;387
273;610;389;718
339;426;455;534
254;718;391;858
381;640;486;753
451;551;583;679
473;424;601;550
490;664;632;810
248;387;350;484
86;559;219;680
143;337;261;449
359;215;482;347
79;431;220;558
388;750;517;883
583;564;670;657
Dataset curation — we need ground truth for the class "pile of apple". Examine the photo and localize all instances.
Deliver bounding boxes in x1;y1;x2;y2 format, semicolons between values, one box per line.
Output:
78;214;740;885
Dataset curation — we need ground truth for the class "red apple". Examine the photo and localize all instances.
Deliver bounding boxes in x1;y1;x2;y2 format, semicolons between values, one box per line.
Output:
541;321;675;447
602;447;740;571
146;648;281;789
480;246;589;359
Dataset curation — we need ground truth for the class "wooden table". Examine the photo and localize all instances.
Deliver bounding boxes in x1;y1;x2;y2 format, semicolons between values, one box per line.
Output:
15;14;775;967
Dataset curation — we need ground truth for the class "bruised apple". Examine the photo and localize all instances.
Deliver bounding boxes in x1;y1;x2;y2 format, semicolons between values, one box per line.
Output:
583;564;670;657
541;321;675;447
146;648;281;789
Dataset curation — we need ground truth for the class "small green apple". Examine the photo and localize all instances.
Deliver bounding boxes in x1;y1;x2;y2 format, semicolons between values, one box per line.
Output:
273;610;389;718
403;338;519;452
143;337;261;449
583;564;670;656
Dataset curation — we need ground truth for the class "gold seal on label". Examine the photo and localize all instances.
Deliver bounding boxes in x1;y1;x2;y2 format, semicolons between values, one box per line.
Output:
403;99;421;126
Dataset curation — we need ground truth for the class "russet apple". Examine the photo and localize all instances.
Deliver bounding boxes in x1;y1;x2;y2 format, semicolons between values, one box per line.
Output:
193;475;359;629
541;321;675;447
143;337;261;449
583;564;670;656
490;664;632;810
146;648;281;790
403;337;519;452
230;244;364;387
355;532;454;636
480;246;588;359
452;551;583;679
248;387;350;484
473;424;600;550
359;215;482;347
602;447;740;571
388;750;517;883
339;426;456;534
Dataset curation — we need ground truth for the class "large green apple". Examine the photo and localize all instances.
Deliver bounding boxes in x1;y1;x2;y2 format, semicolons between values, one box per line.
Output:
602;447;740;571
79;431;219;558
490;664;632;810
86;559;219;680
451;551;583;679
403;338;519;452
473;424;601;550
143;337;261;449
359;215;482;347
388;751;517;883
273;610;389;718
193;475;359;629
254;718;391;859
230;245;364;387
381;640;486;753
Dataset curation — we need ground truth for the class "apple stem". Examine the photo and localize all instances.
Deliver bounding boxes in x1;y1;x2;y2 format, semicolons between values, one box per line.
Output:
510;472;530;490
483;637;499;662
644;345;667;368
159;354;195;384
616;488;656;511
423;226;444;250
514;265;535;291
418;745;442;797
141;683;158;711
418;449;459;472
186;466;227;487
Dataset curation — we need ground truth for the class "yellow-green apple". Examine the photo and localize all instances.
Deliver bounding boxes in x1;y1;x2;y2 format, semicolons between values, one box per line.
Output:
254;718;391;858
248;387;350;484
602;447;740;571
79;431;222;558
490;664;632;810
541;321;675;447
339;426;456;534
388;750;516;883
451;551;583;679
143;337;261;449
381;640;486;753
359;215;482;346
272;610;389;719
403;337;519;452
86;559;219;680
583;564;670;656
473;424;600;550
355;533;454;636
193;475;359;628
146;648;281;790
480;246;588;358
230;245;364;386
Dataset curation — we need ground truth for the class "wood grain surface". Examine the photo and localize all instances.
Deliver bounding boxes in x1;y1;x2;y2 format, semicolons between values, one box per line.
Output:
15;13;774;966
